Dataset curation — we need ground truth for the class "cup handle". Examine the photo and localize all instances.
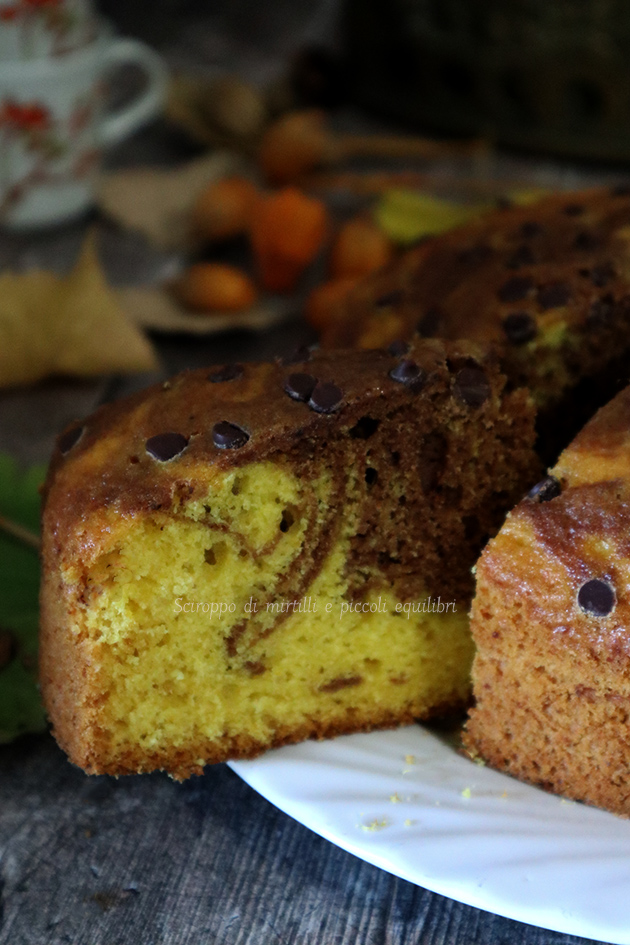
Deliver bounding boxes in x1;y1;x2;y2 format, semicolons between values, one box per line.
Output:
99;38;167;148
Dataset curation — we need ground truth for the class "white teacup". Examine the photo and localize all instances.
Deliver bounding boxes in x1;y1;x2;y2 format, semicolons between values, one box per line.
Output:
0;31;166;228
0;0;96;60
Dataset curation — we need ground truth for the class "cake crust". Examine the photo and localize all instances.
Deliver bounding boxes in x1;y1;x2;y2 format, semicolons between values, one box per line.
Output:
464;384;630;816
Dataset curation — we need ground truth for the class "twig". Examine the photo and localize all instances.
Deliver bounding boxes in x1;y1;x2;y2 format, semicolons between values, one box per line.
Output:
305;169;550;198
0;514;41;551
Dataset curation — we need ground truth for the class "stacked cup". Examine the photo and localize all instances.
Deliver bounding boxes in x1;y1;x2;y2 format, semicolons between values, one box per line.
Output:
0;0;166;228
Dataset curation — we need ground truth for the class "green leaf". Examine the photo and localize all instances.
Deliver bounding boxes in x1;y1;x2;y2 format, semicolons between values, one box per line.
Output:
373;187;551;246
0;453;47;743
374;189;491;246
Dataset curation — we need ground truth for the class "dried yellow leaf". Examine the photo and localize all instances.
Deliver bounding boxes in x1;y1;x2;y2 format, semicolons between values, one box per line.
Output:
0;235;159;389
374;187;550;245
374;189;490;245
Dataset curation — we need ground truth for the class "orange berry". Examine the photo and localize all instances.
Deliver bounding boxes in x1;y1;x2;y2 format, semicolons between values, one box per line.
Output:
306;277;359;332
175;263;257;313
330;217;393;279
191;176;258;243
250;186;329;292
258;109;329;185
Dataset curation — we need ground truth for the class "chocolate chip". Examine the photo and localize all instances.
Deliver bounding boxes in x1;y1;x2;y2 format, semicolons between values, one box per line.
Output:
375;289;404;308
537;282;571;310
283;372;317;402
146;432;189;461
454;367;491;407
209;364;243;383
573;230;600;252
58;424;84;455
498;276;534;303
280;345;313;366
586;295;615;326
590;263;616;288
212;422;249;450
520;221;544;239
388;339;410;357
527;475;561;502
308;381;343;414
563;203;584;216
417;307;443;337
502;311;538;345
578;578;616;617
389;359;427;390
506;244;535;269
612;184;630;196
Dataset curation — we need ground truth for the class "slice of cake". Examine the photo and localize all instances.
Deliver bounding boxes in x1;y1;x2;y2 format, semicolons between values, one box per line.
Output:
323;186;630;458
40;340;538;778
464;383;630;816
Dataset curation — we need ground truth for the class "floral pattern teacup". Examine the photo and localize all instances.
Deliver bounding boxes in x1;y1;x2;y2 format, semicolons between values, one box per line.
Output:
0;0;96;60
0;33;166;228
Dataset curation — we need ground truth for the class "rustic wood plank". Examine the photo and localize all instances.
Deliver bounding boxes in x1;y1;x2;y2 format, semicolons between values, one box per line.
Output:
0;735;605;945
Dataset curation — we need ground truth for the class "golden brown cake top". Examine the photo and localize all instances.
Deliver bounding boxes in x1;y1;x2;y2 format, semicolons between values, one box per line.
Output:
323;186;630;405
476;383;630;661
44;337;509;568
326;185;630;345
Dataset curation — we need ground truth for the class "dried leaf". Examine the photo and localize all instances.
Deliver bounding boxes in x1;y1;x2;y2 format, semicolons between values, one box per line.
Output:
0;235;159;389
165;74;266;150
374;187;551;245
374;189;492;245
119;284;292;335
98;153;246;250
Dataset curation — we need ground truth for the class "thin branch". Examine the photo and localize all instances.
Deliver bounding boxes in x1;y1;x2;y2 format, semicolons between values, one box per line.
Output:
0;514;41;551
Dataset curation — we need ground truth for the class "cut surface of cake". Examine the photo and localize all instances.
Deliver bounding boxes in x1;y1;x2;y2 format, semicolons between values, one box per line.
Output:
323;186;630;457
40;340;537;778
464;383;630;816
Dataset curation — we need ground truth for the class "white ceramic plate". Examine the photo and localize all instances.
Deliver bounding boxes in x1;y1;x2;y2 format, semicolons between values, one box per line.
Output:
230;724;630;944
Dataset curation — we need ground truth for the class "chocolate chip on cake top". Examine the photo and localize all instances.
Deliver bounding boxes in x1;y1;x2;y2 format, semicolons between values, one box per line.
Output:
322;188;630;453
146;433;189;462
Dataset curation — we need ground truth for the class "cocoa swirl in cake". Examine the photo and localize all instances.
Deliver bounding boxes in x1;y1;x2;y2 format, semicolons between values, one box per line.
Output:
40;335;542;779
46;340;535;618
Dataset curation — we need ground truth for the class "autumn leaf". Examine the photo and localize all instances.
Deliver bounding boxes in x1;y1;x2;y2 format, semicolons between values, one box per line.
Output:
374;190;491;245
0;234;159;389
374;187;550;246
98;153;244;250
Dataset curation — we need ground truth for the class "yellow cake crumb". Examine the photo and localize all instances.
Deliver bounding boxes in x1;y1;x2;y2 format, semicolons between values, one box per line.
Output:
361;818;389;832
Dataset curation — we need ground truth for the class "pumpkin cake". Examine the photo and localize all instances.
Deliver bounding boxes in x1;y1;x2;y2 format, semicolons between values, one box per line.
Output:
323;185;630;457
464;383;630;816
39;339;537;778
